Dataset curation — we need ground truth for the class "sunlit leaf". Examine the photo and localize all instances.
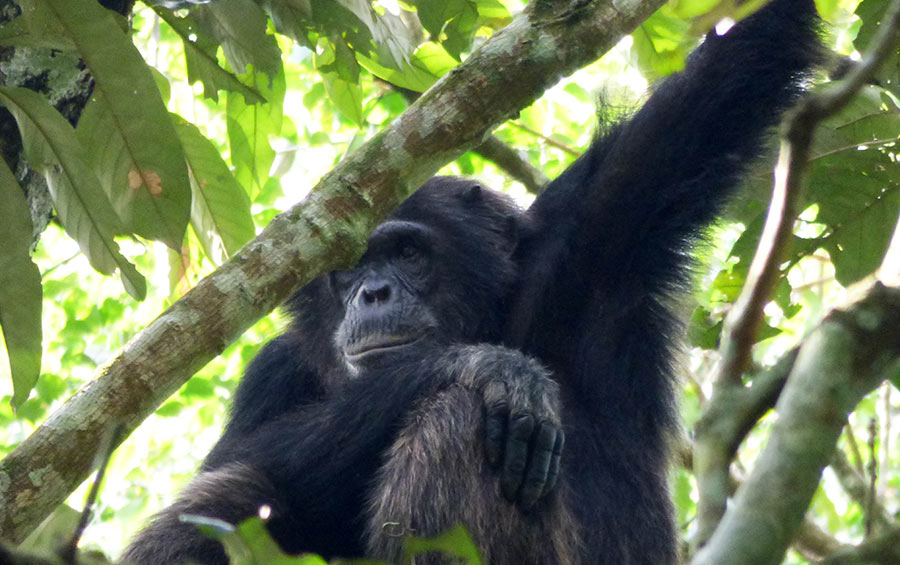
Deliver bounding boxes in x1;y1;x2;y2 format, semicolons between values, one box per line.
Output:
154;8;265;104
39;0;191;250
323;74;364;126
358;42;457;92
227;66;286;196
0;86;146;300
473;0;511;21
0;158;42;408
194;0;282;80
175;119;255;260
631;8;692;79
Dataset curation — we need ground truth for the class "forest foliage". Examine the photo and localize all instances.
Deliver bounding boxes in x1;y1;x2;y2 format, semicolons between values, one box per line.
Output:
0;0;899;562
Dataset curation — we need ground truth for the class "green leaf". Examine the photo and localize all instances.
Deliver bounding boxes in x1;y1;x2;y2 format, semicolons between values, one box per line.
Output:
403;524;483;564
805;86;900;285
855;0;899;97
810;151;900;285
358;42;457;92
631;8;692;79
40;0;191;250
154;8;265;104
414;0;479;59
174;119;255;260
183;515;313;565
19;504;81;552
323;74;364;126
670;0;721;19
0;86;146;300
194;0;282;80
255;0;315;49
0;12;71;49
0;158;42;408
317;36;361;83
473;0;511;20
226;66;286;196
74;90;189;250
12;0;75;49
315;38;364;125
335;0;414;67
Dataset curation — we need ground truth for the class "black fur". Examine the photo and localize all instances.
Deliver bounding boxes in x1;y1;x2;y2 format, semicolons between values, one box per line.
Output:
123;1;822;563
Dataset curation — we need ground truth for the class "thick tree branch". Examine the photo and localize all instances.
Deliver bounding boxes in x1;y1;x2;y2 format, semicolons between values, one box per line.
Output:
0;0;667;543
693;349;796;546
692;283;900;565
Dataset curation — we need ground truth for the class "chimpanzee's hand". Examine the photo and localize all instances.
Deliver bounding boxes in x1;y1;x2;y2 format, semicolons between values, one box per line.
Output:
447;345;564;509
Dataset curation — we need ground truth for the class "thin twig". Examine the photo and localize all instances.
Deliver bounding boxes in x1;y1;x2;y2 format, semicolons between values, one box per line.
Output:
844;422;866;476
507;121;580;155
57;423;124;563
865;418;879;538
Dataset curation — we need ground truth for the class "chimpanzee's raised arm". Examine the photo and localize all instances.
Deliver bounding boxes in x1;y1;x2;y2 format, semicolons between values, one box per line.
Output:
509;0;822;368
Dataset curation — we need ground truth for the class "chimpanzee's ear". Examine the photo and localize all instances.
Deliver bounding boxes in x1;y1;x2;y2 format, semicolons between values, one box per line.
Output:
462;184;483;204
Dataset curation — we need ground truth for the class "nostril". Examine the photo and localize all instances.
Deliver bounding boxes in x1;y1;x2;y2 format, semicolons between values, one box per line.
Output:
361;283;391;305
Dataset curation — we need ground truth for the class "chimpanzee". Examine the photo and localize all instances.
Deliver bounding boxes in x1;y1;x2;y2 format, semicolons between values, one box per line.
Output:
123;1;822;563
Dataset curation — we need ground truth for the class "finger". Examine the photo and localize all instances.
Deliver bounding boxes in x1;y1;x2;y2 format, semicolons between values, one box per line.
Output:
484;401;509;466
540;429;565;499
518;423;557;509
500;413;534;501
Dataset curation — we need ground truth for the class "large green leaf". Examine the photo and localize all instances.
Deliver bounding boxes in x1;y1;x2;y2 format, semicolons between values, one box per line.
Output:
194;0;282;80
808;150;900;285
226;66;286;197
0;86;146;300
0;158;42;408
37;0;191;250
76;92;190;250
805;86;900;285
154;8;265;104
174;119;255;260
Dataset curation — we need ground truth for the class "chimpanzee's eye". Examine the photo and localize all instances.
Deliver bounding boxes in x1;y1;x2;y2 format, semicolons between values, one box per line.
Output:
400;244;418;260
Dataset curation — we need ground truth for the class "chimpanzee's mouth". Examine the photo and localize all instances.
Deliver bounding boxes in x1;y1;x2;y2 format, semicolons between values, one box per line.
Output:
343;335;422;363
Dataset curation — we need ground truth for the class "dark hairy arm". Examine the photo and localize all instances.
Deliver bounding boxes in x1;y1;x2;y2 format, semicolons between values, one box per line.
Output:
509;0;822;383
124;344;559;562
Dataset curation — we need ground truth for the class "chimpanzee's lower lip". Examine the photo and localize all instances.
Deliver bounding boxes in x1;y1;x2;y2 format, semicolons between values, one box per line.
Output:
344;336;422;362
